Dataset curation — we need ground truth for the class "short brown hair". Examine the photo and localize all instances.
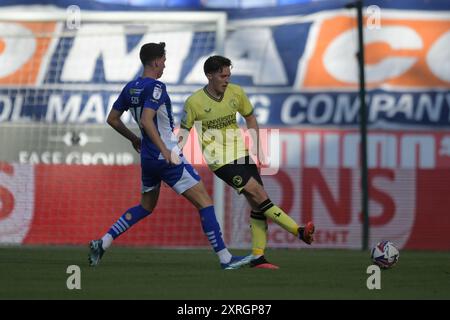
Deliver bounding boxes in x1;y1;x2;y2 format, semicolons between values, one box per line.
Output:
203;55;231;75
140;42;166;66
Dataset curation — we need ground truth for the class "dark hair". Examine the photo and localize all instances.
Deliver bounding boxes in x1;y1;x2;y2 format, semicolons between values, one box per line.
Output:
140;42;166;66
203;55;231;75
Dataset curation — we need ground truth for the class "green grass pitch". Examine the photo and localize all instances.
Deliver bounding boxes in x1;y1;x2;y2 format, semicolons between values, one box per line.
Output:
0;246;448;299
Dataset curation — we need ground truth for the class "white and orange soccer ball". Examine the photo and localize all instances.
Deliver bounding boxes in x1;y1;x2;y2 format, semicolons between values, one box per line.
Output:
371;241;400;269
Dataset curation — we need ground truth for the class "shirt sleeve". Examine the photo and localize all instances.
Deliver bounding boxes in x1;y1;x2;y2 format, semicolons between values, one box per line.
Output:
112;86;129;112
236;85;254;117
143;81;166;111
181;98;195;130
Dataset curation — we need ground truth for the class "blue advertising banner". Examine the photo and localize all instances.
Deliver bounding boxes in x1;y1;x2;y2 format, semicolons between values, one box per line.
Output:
0;0;449;128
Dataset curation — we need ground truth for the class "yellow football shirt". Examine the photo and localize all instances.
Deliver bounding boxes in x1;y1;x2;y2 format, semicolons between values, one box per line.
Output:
181;83;254;171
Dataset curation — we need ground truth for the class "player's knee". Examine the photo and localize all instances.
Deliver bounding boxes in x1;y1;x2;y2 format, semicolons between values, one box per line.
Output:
244;180;268;202
183;184;213;209
196;192;213;209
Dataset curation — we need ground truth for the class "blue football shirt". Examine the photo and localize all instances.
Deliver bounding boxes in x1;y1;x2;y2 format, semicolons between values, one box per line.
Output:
112;77;179;160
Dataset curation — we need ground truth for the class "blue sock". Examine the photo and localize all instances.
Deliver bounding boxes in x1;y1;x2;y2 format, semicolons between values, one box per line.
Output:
199;206;226;252
107;205;151;239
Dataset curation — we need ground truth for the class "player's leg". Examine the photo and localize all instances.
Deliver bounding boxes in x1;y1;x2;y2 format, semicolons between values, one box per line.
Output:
102;186;159;249
214;159;277;269
88;159;162;267
182;181;231;263
181;181;251;269
243;176;315;245
215;156;315;244
88;187;160;267
240;191;268;257
164;156;251;269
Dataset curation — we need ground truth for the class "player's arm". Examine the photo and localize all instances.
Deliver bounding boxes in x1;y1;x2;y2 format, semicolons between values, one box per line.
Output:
106;108;141;153
237;85;266;165
177;99;195;151
140;108;180;165
244;113;266;165
177;127;190;151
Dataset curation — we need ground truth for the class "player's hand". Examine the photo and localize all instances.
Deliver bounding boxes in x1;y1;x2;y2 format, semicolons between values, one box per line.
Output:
251;145;267;167
162;148;181;165
257;149;268;167
131;137;141;153
170;149;182;165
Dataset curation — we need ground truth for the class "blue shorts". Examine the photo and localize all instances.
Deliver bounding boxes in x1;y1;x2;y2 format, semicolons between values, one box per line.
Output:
141;155;200;194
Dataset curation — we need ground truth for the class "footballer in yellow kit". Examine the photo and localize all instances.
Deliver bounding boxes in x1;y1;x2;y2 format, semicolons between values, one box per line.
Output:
181;83;253;172
179;55;315;269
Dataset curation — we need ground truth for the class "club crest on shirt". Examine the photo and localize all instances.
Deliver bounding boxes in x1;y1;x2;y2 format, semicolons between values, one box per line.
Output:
153;86;162;100
229;98;238;110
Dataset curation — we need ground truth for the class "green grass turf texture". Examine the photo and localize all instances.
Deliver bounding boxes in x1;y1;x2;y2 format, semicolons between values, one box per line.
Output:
0;246;448;300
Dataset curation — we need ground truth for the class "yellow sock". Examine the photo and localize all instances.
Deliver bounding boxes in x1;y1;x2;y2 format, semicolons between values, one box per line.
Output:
259;200;299;236
250;213;267;257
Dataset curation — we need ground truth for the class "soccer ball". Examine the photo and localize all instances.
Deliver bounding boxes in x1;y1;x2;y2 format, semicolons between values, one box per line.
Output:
370;241;400;269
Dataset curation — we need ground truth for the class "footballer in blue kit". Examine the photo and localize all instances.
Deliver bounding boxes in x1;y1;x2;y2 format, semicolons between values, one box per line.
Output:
112;76;200;194
88;42;251;270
